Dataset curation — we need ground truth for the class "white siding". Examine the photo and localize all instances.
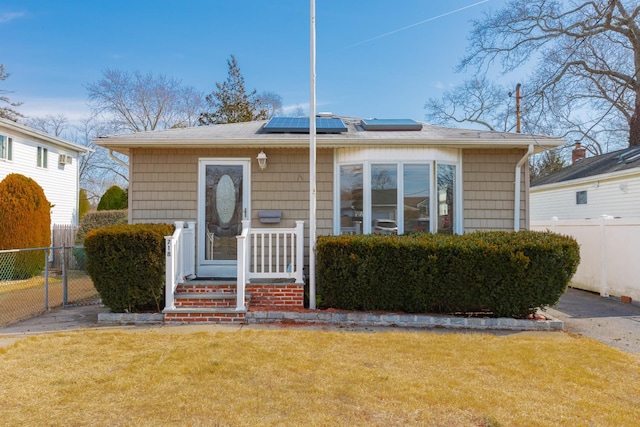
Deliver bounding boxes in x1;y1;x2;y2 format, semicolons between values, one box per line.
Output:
0;126;81;226
531;171;640;220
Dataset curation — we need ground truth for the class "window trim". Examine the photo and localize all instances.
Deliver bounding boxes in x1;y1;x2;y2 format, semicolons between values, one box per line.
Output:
37;146;48;168
576;190;588;205
0;135;12;161
334;157;462;235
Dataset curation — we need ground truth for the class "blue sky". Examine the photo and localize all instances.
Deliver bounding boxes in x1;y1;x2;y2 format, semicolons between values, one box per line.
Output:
0;0;510;124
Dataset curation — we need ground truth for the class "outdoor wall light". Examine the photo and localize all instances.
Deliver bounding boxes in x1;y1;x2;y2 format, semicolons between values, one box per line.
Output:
257;151;267;170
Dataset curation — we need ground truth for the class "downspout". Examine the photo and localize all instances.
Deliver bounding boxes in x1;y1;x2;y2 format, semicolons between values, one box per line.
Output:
109;149;129;169
514;144;534;231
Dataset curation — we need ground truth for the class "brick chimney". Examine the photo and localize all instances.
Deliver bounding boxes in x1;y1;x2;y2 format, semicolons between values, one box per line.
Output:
572;141;586;164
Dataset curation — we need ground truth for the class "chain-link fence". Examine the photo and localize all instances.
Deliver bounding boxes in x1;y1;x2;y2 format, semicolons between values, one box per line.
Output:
0;246;100;328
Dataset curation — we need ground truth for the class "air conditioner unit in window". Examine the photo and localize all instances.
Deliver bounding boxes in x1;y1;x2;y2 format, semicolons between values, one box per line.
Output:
58;154;72;165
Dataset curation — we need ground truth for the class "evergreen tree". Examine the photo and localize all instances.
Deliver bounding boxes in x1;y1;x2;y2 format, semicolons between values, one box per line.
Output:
199;55;267;125
79;188;91;220
97;185;128;211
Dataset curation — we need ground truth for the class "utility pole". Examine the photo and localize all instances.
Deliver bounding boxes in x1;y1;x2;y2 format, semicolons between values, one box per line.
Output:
515;83;521;133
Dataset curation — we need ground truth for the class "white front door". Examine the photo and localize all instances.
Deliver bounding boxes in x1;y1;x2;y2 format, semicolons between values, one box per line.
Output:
197;159;250;278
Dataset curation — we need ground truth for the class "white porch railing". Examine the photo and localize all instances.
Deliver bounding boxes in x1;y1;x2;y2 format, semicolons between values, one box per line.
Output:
164;221;196;310
236;220;305;310
165;220;305;312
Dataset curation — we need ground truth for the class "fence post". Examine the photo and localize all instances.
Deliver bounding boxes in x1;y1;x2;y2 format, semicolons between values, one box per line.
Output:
44;248;50;311
551;216;558;233
600;214;613;297
62;246;69;306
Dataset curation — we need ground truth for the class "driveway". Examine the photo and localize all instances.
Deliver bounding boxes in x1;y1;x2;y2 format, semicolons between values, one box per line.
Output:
547;287;640;354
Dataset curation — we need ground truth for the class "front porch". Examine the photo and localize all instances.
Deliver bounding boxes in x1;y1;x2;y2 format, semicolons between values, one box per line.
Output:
163;220;305;323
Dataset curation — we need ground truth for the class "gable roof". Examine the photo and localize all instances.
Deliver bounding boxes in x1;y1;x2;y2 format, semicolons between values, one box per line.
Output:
532;146;640;187
94;116;565;155
0;117;91;154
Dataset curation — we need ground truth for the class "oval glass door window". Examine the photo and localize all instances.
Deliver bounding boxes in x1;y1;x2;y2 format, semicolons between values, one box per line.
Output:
216;174;236;225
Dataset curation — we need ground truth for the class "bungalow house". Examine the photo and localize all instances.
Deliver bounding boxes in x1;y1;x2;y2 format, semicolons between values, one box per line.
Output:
0;118;91;227
95;115;564;323
531;143;640;220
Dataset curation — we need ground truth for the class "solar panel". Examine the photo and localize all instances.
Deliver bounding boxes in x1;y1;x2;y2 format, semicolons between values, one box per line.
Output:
360;119;422;131
263;117;347;133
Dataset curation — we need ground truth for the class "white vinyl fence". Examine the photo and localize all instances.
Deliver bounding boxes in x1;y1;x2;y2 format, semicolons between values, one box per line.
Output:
531;216;640;302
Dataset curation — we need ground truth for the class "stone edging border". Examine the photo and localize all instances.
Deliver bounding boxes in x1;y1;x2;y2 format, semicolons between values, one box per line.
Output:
98;312;164;324
246;311;564;331
98;311;563;331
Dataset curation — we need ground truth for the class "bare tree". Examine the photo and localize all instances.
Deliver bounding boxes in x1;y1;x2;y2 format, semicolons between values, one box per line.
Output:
71;115;128;202
259;91;283;119
458;0;640;148
24;113;128;202
86;69;204;132
425;77;517;132
24;114;69;137
0;64;23;121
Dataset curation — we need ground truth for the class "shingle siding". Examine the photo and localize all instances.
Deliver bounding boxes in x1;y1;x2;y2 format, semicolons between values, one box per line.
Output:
129;147;333;236
462;148;528;232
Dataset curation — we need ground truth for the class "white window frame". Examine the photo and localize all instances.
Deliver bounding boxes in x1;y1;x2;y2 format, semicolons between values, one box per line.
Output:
37;146;48;168
0;135;12;161
334;153;462;235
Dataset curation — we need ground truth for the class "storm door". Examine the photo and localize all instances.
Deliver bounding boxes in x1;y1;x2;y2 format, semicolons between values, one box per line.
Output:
197;159;250;278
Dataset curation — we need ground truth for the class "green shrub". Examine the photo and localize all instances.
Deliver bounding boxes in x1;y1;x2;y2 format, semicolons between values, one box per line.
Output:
73;210;128;269
317;231;580;318
0;174;51;279
97;185;128;211
84;223;174;312
78;188;91;220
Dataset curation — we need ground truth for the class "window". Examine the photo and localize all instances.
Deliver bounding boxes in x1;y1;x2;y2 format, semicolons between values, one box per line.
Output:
371;164;397;228
336;159;458;235
437;164;456;234
339;165;363;234
403;164;430;233
0;135;12;161
576;190;587;205
37;146;48;168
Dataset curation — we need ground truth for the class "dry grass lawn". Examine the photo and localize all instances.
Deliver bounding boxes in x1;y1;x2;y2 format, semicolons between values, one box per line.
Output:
0;328;639;426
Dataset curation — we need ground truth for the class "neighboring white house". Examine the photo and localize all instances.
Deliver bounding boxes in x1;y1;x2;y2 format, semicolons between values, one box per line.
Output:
0;118;91;226
531;144;640;221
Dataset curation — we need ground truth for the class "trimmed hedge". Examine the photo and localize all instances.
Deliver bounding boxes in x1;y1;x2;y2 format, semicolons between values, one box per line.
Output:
73;210;128;269
317;231;580;318
0;174;51;279
84;223;174;313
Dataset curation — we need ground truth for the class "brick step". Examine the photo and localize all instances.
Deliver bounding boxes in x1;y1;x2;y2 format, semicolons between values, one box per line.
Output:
176;280;237;294
174;292;252;309
163;307;247;324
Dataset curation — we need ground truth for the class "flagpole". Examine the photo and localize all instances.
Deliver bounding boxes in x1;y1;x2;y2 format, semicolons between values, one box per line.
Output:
309;0;317;309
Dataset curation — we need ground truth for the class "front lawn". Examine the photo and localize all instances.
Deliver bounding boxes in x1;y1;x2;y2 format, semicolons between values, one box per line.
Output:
0;328;638;426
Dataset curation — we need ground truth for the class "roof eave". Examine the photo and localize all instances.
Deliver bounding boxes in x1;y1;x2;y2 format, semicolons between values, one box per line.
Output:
1;118;92;153
95;137;564;152
531;167;640;191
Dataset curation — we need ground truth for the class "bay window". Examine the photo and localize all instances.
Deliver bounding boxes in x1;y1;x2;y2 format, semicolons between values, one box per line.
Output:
336;153;459;235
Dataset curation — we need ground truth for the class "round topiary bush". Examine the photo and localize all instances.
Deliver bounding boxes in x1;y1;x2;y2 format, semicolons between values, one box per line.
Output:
0;173;51;279
97;185;128;211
